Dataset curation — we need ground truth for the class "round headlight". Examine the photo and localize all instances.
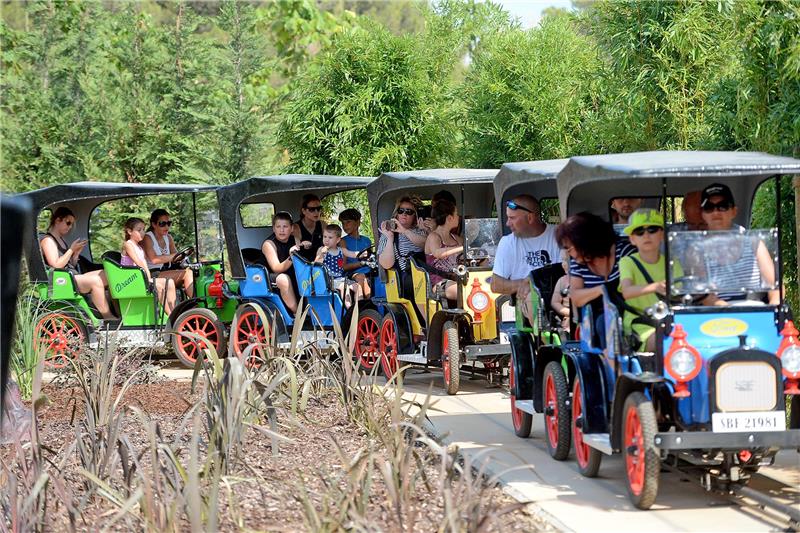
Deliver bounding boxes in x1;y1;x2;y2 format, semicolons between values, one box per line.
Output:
669;348;698;378
469;291;490;312
780;345;800;375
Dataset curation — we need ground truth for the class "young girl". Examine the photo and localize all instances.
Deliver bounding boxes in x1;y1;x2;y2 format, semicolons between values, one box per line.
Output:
315;224;361;305
262;211;301;314
122;217;176;315
424;200;463;301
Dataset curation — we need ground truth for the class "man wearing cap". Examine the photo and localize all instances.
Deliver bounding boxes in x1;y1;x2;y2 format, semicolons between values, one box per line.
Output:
618;208;681;351
491;194;561;322
339;208;372;298
698;183;779;305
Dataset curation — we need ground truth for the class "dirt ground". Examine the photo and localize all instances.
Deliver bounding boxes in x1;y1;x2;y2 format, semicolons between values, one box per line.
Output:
3;380;554;532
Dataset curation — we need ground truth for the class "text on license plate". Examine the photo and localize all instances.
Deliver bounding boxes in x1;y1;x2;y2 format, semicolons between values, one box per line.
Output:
711;411;786;433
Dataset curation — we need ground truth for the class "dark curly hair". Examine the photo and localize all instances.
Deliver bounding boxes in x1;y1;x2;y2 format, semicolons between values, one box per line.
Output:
431;200;456;226
556;212;617;262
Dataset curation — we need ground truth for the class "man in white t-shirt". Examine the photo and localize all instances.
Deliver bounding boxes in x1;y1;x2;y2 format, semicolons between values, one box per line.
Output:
491;194;561;322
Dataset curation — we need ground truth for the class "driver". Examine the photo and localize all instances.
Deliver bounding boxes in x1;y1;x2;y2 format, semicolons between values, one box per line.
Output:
698;183;779;305
339;208;372;299
491;194;561;323
143;209;195;298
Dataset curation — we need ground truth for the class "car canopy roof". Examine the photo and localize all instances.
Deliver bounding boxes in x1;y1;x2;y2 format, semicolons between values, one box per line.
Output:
494;159;568;231
367;169;498;237
17;181;216;282
557;151;800;221
216;175;373;278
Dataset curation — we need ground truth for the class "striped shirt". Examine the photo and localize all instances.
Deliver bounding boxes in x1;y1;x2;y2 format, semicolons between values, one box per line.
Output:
377;228;425;272
569;236;636;315
704;235;761;301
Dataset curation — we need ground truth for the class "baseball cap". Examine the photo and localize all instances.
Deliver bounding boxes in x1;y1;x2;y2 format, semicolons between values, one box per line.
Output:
338;208;362;222
700;183;735;207
623;208;664;236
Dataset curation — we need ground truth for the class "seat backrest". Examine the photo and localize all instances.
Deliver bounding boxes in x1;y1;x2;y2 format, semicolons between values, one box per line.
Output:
531;263;565;309
242;247;267;267
240;264;273;298
102;256;150;299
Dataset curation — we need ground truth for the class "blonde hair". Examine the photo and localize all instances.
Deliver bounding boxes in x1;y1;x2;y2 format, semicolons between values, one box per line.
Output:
393;195;420;218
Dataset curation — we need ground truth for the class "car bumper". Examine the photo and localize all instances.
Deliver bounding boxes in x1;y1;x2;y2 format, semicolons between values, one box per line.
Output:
654;429;800;450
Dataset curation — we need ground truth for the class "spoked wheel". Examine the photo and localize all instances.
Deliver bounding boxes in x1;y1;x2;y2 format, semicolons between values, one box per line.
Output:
354;309;382;372
171;307;225;368
572;377;601;477
232;306;270;366
543;361;571;460
509;341;532;437
35;312;87;368
623;392;660;509
442;321;460;395
379;315;400;380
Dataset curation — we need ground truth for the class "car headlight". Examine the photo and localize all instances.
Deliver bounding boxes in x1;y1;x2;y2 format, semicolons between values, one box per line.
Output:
780;345;800;375
669;348;698;378
469;291;490;313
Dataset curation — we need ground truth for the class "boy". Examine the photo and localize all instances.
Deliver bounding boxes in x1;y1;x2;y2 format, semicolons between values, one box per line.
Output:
618;208;681;351
338;209;372;299
315;223;362;305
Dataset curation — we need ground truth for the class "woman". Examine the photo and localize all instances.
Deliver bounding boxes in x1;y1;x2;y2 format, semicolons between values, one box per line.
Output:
262;211;301;314
293;194;324;262
377;196;428;272
39;207;115;319
556;212;636;347
142;209;195;298
425;200;463;301
122;217;176;314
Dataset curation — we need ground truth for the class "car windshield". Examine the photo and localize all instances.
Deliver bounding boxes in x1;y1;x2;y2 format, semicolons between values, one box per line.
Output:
667;229;778;297
464;217;501;267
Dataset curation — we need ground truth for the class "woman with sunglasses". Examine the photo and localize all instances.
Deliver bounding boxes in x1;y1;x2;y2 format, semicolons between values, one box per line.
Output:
697;183;778;305
39;207;115;319
556;211;636;348
142;209;195;298
377;196;427;272
293;193;325;262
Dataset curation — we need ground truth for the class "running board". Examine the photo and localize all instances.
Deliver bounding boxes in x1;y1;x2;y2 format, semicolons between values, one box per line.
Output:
583;433;613;455
514;400;536;415
397;352;428;364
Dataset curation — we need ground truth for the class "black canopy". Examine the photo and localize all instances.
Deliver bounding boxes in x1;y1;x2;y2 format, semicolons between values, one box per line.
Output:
493;159;568;231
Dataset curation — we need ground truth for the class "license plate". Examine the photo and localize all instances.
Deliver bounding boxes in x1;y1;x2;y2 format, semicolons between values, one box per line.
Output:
711;411;786;433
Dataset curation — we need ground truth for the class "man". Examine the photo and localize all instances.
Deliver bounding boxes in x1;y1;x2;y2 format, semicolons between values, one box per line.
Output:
610;197;643;225
491;194;561;321
671;190;706;231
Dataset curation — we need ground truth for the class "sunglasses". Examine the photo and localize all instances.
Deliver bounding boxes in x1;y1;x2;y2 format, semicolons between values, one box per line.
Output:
396;208;416;216
506;200;533;214
304;205;322;212
702;201;731;213
631;225;662;237
64;220;73;227
157;220;173;227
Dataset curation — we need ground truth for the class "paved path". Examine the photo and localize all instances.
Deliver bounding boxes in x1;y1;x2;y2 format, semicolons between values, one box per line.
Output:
400;369;799;533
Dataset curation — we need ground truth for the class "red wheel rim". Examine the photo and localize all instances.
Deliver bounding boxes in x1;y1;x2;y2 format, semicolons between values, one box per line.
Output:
625;405;645;495
380;320;398;377
572;379;591;468
355;315;380;369
442;331;450;384
175;313;220;363
544;372;559;449
510;356;523;430
35;313;84;368
234;309;267;364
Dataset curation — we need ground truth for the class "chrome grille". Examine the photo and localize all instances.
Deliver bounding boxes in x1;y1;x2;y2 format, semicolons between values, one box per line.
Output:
715;361;776;412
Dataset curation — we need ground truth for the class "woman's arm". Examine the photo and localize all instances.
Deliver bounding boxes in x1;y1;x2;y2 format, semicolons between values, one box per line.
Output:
124;241;152;281
401;226;427;248
426;233;463;259
142;234;172;265
568;275;603;308
41;237;73;269
755;240;780;304
377;226;395;270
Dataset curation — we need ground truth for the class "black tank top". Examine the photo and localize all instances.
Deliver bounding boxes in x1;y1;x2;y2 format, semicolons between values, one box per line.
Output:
265;233;297;266
46;232;79;273
297;219;323;262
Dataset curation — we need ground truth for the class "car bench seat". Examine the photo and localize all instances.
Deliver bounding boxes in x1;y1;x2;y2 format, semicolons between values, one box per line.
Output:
239;263;293;324
101;252;163;326
291;254;343;327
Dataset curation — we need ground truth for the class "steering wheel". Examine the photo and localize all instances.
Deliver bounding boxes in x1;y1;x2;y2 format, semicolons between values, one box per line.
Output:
669;276;708;305
357;245;375;261
171;246;195;265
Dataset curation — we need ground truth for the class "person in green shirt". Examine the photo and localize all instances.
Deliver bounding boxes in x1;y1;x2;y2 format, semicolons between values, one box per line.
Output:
618;208;681;351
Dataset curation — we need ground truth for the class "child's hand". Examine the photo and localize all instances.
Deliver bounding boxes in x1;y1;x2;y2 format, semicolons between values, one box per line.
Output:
654;280;666;296
319;246;328;255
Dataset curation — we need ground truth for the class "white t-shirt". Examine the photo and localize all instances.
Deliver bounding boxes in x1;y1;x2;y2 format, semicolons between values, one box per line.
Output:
145;231;172;270
493;225;561;281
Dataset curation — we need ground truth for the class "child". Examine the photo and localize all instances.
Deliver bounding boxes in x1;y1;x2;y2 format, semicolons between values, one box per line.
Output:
618;208;680;351
122;217;176;315
551;251;571;330
315;224;361;305
338;208;372;299
261;211;301;314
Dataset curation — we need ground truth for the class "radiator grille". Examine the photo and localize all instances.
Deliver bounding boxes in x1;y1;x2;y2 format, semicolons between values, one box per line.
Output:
715;361;777;412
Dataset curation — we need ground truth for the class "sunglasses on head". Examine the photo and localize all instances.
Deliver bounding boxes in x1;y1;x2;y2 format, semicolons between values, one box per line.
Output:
396;207;416;216
702;201;731;213
506;200;533;214
305;205;322;212
157;220;172;227
632;225;662;237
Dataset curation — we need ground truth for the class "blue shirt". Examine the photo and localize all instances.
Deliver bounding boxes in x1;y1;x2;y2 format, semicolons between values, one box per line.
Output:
343;234;371;275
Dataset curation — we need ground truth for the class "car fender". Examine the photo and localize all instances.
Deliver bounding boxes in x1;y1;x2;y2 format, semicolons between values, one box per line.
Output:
240;298;289;343
382;303;415;354
41;299;98;343
510;332;534;401
341;301;381;338
428;309;471;363
564;346;609;434
168;297;204;328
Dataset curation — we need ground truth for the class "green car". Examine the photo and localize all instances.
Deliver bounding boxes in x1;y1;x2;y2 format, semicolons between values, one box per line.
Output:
19;182;238;368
